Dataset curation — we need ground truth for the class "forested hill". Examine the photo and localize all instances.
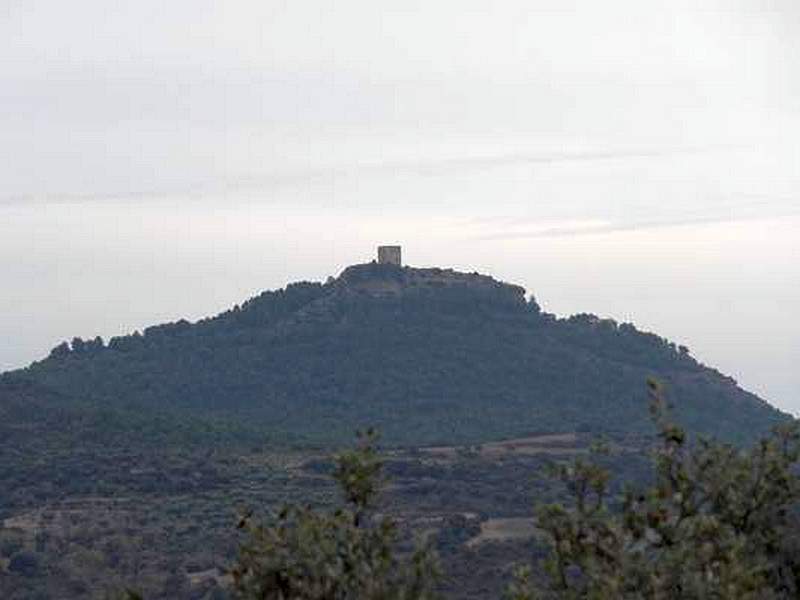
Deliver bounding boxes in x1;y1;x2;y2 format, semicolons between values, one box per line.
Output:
4;263;789;446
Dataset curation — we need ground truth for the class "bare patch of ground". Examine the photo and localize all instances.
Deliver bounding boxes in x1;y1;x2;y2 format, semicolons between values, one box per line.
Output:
2;497;133;537
186;567;232;587
421;432;585;461
466;518;540;548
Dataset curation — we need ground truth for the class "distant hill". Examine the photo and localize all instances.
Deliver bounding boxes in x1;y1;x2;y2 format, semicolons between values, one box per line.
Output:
2;262;789;446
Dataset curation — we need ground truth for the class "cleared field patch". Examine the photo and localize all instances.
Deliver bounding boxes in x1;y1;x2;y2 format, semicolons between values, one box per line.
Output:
187;567;232;587
466;517;540;548
2;497;133;537
480;433;581;458
421;432;585;460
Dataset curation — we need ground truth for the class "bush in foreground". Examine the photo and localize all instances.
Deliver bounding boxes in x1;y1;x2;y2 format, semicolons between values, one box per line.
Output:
230;429;439;600
509;380;800;599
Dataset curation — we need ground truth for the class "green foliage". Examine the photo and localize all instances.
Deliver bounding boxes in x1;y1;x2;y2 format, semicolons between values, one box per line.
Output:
230;430;439;599
332;429;384;520
2;262;797;598
226;390;800;600
509;380;800;599
6;264;788;448
2;376;797;599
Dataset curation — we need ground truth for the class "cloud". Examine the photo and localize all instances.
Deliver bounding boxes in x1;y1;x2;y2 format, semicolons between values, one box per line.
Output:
474;206;800;240
0;144;744;205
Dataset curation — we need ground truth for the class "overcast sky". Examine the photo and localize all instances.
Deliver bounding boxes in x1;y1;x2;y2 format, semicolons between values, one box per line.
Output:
2;1;799;412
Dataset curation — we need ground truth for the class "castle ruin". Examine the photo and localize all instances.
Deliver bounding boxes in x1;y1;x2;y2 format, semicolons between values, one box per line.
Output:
377;245;402;266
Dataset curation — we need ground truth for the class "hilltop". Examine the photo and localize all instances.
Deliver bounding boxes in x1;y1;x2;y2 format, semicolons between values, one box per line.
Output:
2;261;787;447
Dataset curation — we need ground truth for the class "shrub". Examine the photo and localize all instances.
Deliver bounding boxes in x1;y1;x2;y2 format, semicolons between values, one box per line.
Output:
230;429;439;600
508;380;800;599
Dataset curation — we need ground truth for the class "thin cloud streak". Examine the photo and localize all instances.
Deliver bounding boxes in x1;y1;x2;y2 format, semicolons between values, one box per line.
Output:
474;209;800;240
0;144;745;205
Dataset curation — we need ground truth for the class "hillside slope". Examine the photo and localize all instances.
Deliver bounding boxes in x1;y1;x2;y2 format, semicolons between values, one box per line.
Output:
4;263;788;446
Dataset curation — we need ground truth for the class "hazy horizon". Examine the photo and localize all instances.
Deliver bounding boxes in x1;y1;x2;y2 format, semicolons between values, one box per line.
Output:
2;1;798;413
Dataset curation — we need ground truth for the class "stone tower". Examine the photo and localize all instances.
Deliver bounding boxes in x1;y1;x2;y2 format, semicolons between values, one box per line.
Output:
377;245;402;266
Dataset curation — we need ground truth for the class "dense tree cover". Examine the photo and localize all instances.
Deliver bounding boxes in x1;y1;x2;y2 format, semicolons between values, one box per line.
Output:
0;377;261;520
1;262;795;597
6;264;787;447
234;383;800;600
